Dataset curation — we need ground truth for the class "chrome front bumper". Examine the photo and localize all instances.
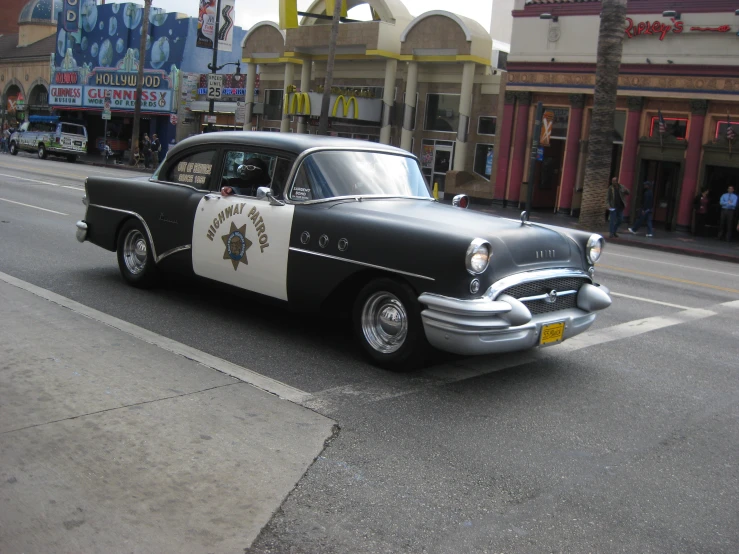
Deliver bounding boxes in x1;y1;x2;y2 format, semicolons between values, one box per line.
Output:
419;281;611;356
75;220;88;242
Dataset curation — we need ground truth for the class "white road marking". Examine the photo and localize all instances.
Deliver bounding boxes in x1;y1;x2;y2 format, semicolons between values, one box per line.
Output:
0;271;313;406
0;172;63;187
427;307;717;383
720;300;739;309
610;292;693;310
605;251;739;277
0;197;69;215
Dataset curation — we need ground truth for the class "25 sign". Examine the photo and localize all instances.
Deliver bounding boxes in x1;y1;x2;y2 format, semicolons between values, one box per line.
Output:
207;74;223;100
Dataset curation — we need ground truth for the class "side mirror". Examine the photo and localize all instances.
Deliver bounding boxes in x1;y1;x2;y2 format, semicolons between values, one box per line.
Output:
452;194;470;209
256;186;284;206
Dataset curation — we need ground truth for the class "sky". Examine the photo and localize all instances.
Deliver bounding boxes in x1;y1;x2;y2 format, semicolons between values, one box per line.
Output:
142;0;493;35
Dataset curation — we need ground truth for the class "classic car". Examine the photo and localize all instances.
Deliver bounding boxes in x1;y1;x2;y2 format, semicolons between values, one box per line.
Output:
75;132;611;370
9;115;88;162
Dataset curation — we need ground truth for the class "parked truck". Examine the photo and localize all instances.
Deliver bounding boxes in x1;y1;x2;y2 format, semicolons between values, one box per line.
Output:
8;115;87;162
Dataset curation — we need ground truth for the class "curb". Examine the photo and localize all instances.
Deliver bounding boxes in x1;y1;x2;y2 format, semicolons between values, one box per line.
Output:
606;237;739;264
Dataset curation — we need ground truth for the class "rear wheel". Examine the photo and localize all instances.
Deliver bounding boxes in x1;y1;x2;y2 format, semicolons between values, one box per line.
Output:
353;278;428;371
9;142;18;155
37;144;47;159
67;155;77;163
116;219;158;288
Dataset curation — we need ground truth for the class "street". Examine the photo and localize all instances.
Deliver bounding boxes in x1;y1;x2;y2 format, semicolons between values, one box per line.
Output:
1;154;738;553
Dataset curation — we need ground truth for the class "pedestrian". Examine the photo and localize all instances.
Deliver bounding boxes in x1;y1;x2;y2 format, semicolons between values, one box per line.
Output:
717;185;737;241
606;176;630;238
142;133;152;168
1;124;10;153
693;190;710;237
151;133;161;166
628;181;654;237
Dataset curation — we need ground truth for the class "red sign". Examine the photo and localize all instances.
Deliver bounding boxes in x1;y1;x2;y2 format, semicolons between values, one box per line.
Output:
170;113;178;125
625;18;684;40
55;72;79;84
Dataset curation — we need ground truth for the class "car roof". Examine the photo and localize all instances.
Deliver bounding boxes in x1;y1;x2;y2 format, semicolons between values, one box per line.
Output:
170;131;415;158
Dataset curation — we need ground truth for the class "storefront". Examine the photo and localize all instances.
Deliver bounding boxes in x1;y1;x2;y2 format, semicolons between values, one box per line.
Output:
498;0;739;232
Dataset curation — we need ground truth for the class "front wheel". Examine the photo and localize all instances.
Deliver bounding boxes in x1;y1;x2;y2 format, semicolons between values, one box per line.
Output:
9;142;18;155
353;278;429;371
116;219;158;288
38;144;47;159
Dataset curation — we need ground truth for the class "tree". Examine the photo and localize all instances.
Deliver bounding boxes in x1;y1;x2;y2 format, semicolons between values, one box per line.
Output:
130;0;152;166
317;0;342;135
578;0;628;228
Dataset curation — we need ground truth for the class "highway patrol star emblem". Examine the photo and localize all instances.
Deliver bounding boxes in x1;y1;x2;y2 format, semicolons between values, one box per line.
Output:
222;222;252;270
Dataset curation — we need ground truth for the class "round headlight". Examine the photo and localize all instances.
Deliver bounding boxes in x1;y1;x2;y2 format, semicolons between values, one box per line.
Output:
466;238;491;274
586;234;604;264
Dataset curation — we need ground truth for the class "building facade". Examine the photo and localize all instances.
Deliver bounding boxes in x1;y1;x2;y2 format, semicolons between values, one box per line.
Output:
241;0;504;195
496;0;739;233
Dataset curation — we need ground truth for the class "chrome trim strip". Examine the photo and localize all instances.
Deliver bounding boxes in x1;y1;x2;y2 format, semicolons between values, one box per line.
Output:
289;247;435;281
485;268;591;301
517;290;577;303
88;204;158;260
156;244;191;263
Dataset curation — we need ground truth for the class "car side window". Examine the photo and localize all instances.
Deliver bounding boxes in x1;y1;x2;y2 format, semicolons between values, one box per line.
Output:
218;149;292;199
289;157;330;202
166;149;217;189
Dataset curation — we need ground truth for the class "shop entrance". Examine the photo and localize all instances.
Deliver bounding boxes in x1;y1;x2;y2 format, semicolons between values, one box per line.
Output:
703;165;739;234
420;139;455;196
639;159;681;230
531;137;565;209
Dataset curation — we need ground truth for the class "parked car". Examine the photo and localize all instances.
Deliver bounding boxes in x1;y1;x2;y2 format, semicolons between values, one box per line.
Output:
75;133;611;370
9;115;87;162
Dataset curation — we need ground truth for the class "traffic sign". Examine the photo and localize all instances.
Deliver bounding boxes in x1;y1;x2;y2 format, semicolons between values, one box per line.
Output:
207;74;223;100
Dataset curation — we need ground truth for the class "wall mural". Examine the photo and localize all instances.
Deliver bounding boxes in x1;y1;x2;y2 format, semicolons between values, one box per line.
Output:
50;2;188;113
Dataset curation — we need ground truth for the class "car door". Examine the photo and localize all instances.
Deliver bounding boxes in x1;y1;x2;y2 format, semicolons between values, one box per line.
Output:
191;147;296;301
145;146;221;257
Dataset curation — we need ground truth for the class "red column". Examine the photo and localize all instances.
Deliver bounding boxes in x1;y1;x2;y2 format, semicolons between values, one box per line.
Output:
494;92;516;200
558;94;585;211
619;97;644;192
677;100;708;227
508;92;531;206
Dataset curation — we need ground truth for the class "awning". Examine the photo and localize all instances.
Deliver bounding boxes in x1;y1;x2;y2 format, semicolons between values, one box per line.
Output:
189;101;238;113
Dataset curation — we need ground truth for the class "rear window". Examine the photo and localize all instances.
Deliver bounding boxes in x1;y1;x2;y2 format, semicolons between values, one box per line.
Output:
60;124;85;136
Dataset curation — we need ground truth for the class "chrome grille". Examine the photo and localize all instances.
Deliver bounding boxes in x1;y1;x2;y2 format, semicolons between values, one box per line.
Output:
499;277;588;315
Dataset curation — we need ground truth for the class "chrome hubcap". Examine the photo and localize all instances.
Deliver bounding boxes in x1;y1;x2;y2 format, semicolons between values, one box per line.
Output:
123;230;148;275
361;292;408;354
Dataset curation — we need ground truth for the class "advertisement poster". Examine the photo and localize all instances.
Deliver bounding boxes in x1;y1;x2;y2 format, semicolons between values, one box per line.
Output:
197;0;235;51
63;0;80;32
421;145;434;168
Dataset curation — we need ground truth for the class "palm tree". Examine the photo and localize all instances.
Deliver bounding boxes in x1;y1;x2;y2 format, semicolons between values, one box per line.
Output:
130;0;152;166
317;0;342;135
578;0;628;228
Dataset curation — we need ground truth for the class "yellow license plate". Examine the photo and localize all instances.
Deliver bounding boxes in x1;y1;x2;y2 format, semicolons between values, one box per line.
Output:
540;322;565;345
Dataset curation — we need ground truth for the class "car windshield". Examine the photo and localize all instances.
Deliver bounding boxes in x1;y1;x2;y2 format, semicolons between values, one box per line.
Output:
289;150;430;202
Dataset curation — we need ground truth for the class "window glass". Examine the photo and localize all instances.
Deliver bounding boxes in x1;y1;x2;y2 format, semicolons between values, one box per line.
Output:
166;150;216;189
424;94;460;132
478;116;497;136
613;110;626;143
473;144;494;179
543;107;569;139
219;150;292;198
263;89;283;121
61;123;85;136
288;151;430;202
649;116;688;140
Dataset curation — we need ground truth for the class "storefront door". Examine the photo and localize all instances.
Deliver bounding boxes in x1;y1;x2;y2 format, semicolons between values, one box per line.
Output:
432;145;453;194
640;160;681;230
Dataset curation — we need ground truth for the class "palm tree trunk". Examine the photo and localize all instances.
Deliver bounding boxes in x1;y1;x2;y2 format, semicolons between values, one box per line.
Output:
130;0;152;165
578;0;628;228
317;0;342;136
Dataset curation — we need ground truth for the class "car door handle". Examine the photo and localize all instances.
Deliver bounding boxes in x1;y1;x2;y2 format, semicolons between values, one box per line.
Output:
205;194;220;201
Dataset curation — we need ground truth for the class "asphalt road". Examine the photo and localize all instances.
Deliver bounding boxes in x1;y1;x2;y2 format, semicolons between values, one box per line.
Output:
1;153;738;553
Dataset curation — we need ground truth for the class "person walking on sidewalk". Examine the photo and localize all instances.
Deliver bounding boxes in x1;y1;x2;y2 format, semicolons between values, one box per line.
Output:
629;181;654;237
694;189;710;237
718;185;737;241
142;133;152;169
151;134;161;167
1;124;9;153
606;176;630;238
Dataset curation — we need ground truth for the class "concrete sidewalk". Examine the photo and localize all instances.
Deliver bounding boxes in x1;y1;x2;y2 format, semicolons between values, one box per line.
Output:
467;201;739;264
0;275;335;553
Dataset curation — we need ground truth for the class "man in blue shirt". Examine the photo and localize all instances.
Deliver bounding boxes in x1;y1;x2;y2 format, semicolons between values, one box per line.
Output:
718;185;737;241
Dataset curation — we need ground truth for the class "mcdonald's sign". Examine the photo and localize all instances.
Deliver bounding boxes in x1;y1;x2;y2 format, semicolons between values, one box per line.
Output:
332;95;359;119
288;92;311;115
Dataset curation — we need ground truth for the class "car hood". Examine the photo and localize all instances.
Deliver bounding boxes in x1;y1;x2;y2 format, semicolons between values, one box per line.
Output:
329;198;579;267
